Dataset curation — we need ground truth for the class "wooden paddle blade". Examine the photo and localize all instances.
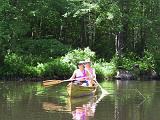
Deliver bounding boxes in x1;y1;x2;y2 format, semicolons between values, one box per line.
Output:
43;80;63;87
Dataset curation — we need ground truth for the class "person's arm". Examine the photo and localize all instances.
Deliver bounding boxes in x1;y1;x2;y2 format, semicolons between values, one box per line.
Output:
86;70;94;86
92;68;96;80
86;70;90;80
69;70;76;80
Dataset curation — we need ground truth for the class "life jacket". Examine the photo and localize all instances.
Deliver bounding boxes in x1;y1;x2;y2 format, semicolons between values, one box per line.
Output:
75;69;86;80
74;69;89;86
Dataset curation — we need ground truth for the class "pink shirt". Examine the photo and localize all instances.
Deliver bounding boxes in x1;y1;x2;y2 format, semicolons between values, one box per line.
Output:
74;69;86;80
85;68;96;80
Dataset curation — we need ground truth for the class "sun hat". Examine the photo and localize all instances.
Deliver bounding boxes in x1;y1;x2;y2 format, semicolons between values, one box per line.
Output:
78;61;85;65
84;59;91;63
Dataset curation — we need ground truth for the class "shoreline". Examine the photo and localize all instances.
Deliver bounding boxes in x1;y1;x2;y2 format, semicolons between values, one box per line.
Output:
0;73;159;81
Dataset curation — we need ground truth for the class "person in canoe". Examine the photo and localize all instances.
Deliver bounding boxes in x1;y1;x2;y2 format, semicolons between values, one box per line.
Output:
69;61;90;86
84;59;96;86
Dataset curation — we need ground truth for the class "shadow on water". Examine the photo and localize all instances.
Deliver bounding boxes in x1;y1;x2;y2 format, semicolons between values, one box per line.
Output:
0;80;160;120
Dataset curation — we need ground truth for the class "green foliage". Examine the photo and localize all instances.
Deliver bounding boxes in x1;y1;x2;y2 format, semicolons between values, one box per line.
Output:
1;47;116;79
3;52;75;78
2;47;95;78
93;60;116;79
61;47;96;65
96;1;122;31
2;38;70;67
155;60;160;73
0;0;160;78
61;47;117;79
4;53;25;75
43;58;75;78
12;38;71;62
1;38;71;77
22;58;75;78
112;51;155;72
137;51;155;71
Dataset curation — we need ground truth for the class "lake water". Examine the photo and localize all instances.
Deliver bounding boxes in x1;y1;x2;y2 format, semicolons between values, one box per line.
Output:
0;80;160;120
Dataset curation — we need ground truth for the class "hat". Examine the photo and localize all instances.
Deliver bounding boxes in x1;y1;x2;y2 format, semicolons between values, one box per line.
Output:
78;61;85;65
84;59;91;63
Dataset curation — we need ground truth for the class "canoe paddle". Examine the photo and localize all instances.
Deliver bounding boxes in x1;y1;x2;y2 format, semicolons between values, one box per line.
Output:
94;79;109;95
42;79;76;87
86;69;109;95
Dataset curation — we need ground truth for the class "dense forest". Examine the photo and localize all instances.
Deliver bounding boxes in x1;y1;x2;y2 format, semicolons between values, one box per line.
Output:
0;0;160;80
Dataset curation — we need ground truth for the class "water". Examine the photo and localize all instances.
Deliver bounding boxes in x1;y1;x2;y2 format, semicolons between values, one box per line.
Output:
0;80;160;120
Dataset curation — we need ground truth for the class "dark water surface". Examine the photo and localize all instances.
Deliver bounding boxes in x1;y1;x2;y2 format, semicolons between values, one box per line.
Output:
0;80;160;120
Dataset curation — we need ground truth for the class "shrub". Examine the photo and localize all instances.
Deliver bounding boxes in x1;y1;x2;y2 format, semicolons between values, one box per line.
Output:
61;47;96;65
3;52;75;78
93;59;116;79
4;52;25;75
137;51;155;72
2;47;117;79
43;58;75;78
61;47;117;79
111;51;155;72
12;38;71;63
1;38;72;77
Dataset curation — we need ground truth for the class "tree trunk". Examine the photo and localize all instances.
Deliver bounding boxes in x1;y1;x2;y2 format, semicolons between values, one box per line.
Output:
115;32;124;57
88;11;95;48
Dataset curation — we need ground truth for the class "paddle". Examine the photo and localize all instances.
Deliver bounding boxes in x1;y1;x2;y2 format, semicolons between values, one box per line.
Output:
94;79;109;95
86;69;109;95
43;79;76;87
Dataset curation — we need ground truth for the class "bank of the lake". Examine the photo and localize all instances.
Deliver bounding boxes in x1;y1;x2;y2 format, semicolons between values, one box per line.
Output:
0;46;159;81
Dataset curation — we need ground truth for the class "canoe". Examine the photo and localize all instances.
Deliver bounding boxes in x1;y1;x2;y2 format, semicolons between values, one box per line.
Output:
67;82;97;98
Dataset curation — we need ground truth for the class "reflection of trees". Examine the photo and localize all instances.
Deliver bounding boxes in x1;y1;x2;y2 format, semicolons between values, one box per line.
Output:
0;81;71;120
0;81;46;102
114;80;157;120
0;81;47;120
142;81;160;120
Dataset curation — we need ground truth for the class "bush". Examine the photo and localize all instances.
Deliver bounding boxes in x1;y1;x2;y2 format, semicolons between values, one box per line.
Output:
61;47;117;79
1;47;117;79
111;51;155;72
2;51;76;78
1;38;72;77
138;51;155;71
11;38;71;63
4;53;25;76
61;47;96;65
93;59;116;79
42;58;75;78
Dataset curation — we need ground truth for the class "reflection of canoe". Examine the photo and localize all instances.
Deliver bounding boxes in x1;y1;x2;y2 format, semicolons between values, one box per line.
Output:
67;95;97;112
67;82;97;98
42;94;107;120
42;102;69;112
42;96;98;114
68;96;98;119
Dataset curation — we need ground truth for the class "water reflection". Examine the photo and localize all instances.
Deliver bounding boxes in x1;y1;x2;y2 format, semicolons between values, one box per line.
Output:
1;80;160;120
43;94;106;120
114;80;160;120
